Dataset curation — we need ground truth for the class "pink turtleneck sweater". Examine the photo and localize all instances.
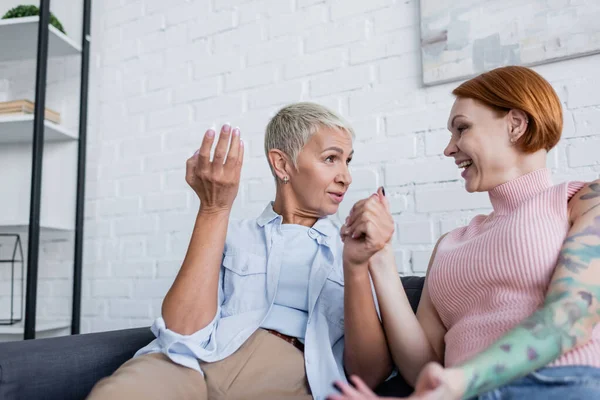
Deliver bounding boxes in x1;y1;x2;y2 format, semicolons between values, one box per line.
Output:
428;168;600;368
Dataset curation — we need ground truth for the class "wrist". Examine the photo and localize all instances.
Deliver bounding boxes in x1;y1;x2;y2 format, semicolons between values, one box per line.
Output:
343;262;370;280
447;367;469;399
198;205;231;217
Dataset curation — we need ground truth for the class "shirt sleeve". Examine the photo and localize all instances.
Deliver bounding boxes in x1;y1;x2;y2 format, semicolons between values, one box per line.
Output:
134;267;225;373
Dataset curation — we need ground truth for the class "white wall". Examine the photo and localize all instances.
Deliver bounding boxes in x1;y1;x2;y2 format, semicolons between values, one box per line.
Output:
69;0;600;332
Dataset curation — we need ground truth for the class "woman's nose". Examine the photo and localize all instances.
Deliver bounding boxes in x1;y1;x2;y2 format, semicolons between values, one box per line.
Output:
444;137;458;157
337;165;352;186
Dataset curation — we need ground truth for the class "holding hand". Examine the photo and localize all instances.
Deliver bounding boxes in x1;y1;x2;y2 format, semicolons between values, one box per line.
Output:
341;187;395;266
328;365;466;400
186;124;244;214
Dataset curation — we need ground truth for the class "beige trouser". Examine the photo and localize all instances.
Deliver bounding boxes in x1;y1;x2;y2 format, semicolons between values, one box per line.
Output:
86;329;312;400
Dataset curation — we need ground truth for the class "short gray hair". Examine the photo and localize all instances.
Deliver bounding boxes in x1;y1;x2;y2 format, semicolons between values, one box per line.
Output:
264;102;355;175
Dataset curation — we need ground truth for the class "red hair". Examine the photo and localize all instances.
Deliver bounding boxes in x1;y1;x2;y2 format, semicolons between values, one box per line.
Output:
452;66;562;152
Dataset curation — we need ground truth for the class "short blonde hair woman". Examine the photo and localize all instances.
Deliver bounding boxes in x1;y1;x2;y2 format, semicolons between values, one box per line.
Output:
87;102;393;400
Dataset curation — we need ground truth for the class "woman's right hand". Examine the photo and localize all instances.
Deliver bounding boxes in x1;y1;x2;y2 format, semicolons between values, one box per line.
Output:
186;124;244;214
341;187;395;267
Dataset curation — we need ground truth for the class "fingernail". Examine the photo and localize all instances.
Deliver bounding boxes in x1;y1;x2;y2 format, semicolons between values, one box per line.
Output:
223;123;231;132
233;127;240;136
206;129;215;138
240;139;244;147
193;149;199;156
381;186;386;196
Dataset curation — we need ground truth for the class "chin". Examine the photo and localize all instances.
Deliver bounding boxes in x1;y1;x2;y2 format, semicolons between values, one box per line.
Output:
464;179;479;193
323;203;340;216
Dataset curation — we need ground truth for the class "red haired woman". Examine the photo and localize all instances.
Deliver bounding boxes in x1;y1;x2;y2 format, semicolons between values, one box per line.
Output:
333;66;600;400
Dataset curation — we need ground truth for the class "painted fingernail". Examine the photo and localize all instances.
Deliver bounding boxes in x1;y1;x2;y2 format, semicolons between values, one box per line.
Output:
240;139;244;147
381;186;386;196
206;129;215;138
193;149;199;156
223;123;231;132
233;127;240;136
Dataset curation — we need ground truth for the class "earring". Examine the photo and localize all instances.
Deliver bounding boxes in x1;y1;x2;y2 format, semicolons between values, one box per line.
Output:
510;137;516;144
283;176;289;184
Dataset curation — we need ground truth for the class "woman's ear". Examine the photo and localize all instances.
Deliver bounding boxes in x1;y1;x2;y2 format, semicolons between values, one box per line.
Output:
507;109;530;141
267;149;291;182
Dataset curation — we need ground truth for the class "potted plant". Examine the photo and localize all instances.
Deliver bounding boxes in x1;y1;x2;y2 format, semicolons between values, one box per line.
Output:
2;4;66;34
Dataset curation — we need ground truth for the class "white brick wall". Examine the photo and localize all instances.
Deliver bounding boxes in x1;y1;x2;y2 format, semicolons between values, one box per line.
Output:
76;0;600;332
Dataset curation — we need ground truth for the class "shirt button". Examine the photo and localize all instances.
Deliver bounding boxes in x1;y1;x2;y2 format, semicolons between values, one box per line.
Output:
308;229;317;239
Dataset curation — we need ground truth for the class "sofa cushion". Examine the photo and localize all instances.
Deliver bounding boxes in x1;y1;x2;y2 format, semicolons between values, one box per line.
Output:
0;327;155;400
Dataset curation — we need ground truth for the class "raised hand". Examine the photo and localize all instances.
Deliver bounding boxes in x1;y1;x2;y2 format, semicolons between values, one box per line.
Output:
185;124;244;214
341;187;395;267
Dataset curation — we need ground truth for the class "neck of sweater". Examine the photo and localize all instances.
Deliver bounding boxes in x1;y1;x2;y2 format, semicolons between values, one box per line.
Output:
488;168;553;215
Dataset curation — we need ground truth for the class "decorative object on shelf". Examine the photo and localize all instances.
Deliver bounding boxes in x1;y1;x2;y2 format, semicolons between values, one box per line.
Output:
0;99;61;124
0;234;24;325
2;5;66;34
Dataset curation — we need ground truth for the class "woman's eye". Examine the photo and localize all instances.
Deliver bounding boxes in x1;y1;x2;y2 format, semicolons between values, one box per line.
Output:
325;155;335;163
457;125;468;134
346;158;352;165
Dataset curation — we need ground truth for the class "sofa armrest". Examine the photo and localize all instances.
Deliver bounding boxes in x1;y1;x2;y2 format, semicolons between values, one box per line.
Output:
0;327;154;400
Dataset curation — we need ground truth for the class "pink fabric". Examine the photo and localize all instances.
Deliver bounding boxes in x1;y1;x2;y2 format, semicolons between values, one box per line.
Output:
428;168;600;368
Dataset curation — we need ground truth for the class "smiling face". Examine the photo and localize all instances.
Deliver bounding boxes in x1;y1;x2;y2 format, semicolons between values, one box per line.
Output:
288;126;353;216
445;97;525;193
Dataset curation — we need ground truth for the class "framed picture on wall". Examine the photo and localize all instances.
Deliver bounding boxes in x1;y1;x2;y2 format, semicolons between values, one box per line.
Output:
419;0;600;85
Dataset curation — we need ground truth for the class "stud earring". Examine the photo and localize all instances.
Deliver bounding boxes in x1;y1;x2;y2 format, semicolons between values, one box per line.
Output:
283;176;289;184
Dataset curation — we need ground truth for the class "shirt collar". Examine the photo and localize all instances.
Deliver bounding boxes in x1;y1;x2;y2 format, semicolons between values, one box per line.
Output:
256;202;339;238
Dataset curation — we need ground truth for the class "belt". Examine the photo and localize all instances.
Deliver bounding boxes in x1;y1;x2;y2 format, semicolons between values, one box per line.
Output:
264;329;304;352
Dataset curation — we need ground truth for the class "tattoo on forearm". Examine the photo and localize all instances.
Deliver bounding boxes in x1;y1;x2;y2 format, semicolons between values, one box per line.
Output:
460;210;600;399
582;203;600;217
461;294;594;399
580;183;600;200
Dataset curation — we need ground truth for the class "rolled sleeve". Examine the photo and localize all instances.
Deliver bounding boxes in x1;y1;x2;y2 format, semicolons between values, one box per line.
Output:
134;268;225;373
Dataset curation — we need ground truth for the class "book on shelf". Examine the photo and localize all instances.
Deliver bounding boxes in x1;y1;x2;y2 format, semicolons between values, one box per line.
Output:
0;100;61;124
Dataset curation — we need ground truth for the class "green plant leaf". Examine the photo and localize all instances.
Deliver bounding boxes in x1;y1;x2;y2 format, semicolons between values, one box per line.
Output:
2;5;66;34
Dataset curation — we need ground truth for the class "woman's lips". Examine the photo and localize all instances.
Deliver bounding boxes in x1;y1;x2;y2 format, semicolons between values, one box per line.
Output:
328;192;345;203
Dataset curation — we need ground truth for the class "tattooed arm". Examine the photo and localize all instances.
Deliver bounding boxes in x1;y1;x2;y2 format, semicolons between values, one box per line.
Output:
446;181;600;398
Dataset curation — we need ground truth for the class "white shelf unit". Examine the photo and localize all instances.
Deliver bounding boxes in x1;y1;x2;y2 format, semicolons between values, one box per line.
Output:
0;319;70;342
0;114;78;143
0;15;80;232
0;16;81;62
0;141;78;231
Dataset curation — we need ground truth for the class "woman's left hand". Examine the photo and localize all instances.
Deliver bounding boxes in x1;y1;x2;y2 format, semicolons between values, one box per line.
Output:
403;363;466;400
327;365;466;400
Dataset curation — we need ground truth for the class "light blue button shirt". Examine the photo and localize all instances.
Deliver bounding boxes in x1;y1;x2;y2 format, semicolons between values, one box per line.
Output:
261;223;318;340
135;203;349;400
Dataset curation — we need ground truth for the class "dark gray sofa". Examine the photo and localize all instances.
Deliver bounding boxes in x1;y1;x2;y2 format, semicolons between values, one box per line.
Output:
0;276;424;399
